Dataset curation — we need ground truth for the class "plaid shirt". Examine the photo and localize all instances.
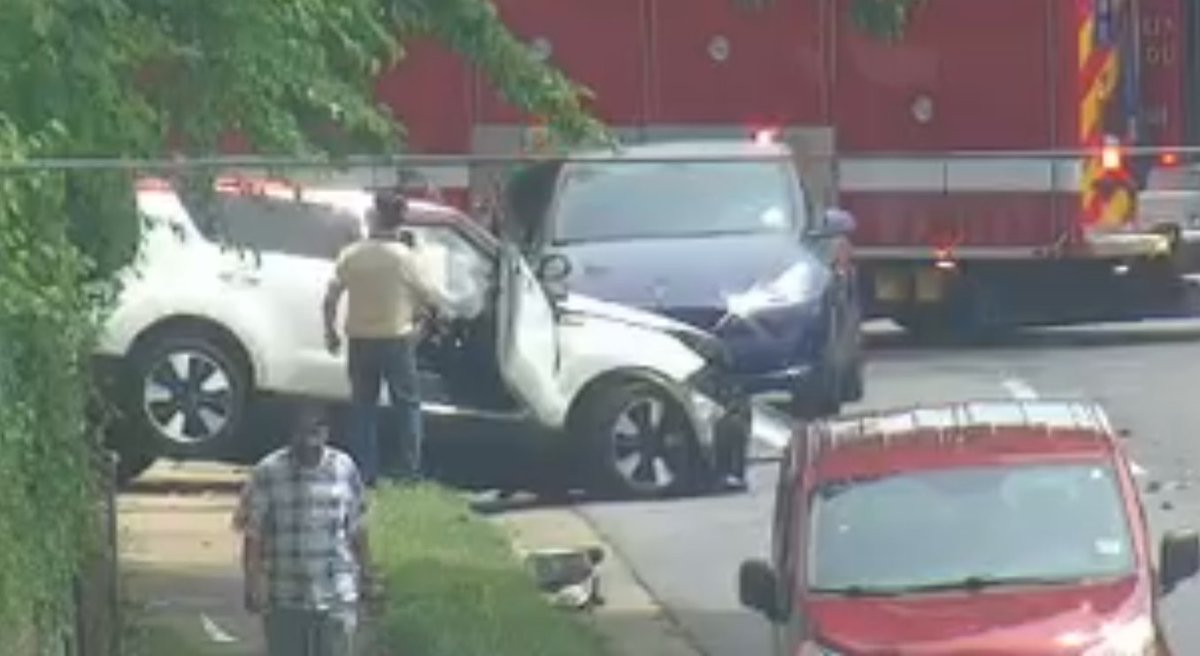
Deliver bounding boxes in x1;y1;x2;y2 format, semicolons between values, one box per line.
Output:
235;447;367;610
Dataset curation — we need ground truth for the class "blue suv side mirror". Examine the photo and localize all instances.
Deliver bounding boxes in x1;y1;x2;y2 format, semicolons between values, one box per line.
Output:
809;207;856;239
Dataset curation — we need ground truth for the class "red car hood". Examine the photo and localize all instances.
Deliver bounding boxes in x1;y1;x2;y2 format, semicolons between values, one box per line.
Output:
809;577;1152;654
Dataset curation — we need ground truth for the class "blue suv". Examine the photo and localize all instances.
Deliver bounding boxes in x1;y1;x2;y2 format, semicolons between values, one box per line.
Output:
502;139;864;416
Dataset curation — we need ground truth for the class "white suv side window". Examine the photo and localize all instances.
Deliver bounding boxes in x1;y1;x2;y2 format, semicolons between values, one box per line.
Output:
405;225;493;319
190;194;361;261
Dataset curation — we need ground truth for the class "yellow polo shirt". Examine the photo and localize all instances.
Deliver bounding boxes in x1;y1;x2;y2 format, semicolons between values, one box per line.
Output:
334;238;437;339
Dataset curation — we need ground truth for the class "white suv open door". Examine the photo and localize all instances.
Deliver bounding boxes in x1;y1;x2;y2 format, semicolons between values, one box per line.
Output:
497;244;568;426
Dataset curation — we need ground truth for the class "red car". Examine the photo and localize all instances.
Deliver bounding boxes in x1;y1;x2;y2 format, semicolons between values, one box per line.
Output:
739;400;1200;655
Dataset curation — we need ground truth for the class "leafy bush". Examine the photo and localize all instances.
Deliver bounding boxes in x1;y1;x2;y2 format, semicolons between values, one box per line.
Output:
0;118;102;642
0;0;604;644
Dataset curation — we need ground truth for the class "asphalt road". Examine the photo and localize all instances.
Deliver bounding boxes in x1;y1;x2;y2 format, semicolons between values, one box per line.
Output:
578;320;1200;656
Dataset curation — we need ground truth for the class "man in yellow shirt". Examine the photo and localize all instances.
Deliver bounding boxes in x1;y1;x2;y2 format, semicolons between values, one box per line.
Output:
322;190;441;486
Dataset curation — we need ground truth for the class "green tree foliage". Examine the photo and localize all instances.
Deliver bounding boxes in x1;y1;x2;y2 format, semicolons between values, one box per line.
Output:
848;0;925;41
0;0;602;641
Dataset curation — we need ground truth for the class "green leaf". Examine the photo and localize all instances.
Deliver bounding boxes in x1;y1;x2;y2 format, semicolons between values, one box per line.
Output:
848;0;925;42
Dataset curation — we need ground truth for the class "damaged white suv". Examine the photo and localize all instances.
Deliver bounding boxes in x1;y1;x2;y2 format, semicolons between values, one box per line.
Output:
94;179;750;499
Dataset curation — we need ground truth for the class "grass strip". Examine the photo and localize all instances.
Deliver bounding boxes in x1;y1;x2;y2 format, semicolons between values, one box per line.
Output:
369;483;611;656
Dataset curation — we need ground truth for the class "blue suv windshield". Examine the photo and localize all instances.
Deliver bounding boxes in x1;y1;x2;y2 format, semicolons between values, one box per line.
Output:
551;160;798;244
807;463;1137;594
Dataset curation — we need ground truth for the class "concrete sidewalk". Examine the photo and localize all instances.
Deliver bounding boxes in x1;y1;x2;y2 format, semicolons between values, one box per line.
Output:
119;462;261;655
489;503;702;656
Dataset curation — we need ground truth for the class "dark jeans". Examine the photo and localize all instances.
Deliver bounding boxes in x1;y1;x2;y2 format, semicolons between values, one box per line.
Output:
264;606;356;656
347;336;423;485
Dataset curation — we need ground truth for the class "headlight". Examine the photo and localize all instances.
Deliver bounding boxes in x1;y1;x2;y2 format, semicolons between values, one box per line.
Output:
1070;616;1157;656
725;263;828;317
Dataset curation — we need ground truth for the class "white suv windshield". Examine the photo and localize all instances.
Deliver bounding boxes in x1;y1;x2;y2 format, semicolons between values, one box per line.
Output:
551;160;797;243
808;463;1136;593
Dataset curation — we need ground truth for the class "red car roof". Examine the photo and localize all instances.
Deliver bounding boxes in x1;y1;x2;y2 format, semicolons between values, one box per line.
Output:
807;400;1120;481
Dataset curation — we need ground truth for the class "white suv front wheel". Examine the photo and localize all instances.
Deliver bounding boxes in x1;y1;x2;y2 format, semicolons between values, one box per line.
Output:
129;326;251;458
578;379;702;500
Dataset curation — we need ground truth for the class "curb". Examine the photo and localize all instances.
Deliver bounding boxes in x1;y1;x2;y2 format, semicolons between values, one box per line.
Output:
572;509;711;656
487;501;704;656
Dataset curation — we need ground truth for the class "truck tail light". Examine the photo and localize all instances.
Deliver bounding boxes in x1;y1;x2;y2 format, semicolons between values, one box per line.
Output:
1160;152;1180;167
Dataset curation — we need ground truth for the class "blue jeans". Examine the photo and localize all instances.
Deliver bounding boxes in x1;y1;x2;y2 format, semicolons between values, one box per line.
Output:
347;336;423;485
265;606;357;656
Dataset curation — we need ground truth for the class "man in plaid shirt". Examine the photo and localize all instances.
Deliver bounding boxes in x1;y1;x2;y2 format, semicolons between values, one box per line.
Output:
234;403;376;656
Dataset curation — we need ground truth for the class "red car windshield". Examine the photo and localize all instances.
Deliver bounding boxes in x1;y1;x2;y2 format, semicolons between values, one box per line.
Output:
807;463;1136;594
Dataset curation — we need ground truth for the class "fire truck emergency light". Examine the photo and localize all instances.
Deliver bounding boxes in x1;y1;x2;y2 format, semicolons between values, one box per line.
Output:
1160;152;1180;167
1100;137;1122;172
753;129;779;146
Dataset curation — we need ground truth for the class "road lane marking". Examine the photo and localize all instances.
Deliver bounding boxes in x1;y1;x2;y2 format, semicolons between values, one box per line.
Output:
998;378;1151;477
201;614;238;643
1002;378;1039;400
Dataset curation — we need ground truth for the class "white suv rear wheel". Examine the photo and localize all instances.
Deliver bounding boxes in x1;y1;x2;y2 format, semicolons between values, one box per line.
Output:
130;327;250;458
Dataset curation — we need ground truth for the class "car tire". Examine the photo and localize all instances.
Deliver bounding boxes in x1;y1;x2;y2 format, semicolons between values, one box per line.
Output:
578;379;703;500
839;313;865;403
128;326;251;459
791;307;843;419
101;417;159;488
114;449;158;487
840;352;865;403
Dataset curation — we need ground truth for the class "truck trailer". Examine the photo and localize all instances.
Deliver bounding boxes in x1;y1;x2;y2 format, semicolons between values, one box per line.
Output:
370;0;1200;335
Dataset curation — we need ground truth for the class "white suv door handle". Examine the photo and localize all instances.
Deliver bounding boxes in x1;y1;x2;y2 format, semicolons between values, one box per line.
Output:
219;270;261;286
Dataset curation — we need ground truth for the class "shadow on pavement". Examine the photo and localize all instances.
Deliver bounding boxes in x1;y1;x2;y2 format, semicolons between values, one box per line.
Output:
469;491;581;516
664;607;773;656
127;476;246;496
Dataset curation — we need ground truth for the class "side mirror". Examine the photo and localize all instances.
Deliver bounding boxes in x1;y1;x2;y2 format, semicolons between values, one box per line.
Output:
537;253;573;282
809;208;856;239
738;559;785;622
1160;529;1200;595
537;254;572;302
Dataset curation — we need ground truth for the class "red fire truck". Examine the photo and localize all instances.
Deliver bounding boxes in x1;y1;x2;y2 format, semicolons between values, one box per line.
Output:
372;0;1200;336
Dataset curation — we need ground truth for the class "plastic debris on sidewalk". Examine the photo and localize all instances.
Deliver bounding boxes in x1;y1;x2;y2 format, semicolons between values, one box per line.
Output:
523;546;606;611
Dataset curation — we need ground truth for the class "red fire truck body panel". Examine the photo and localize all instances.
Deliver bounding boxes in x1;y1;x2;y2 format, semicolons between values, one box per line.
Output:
479;0;648;125
376;39;473;155
833;0;1060;153
647;0;826;125
1138;0;1186;148
373;0;1182;251
833;0;1072;251
363;0;1195;329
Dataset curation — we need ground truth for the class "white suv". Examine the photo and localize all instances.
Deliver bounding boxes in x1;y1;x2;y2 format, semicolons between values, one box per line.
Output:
94;178;751;499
